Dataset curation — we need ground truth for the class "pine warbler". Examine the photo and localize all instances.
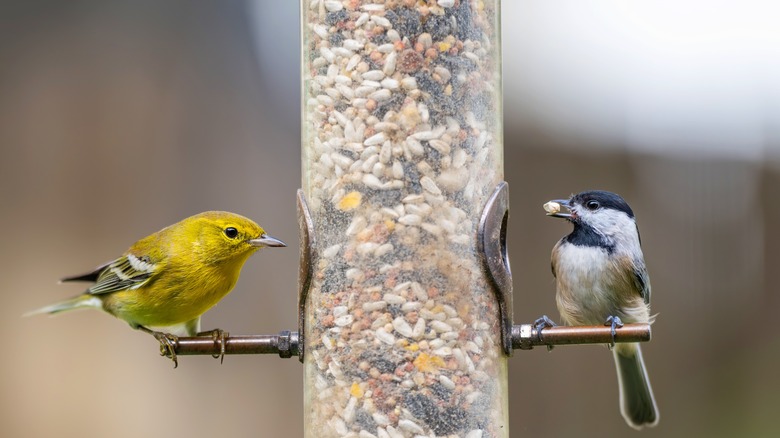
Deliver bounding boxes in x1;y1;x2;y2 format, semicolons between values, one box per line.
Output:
27;211;286;367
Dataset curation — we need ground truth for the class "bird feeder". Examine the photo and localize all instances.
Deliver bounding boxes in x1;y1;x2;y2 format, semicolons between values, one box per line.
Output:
301;1;506;436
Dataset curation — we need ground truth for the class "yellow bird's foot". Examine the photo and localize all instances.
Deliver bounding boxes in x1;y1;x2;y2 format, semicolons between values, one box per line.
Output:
138;326;180;368
153;332;180;367
197;328;229;363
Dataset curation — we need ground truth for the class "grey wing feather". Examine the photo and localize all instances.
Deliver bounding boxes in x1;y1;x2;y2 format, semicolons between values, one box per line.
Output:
60;261;113;283
632;262;651;304
87;255;155;295
633;225;651;304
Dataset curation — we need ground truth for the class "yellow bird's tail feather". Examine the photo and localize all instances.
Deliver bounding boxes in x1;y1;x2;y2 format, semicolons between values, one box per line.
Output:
24;294;103;317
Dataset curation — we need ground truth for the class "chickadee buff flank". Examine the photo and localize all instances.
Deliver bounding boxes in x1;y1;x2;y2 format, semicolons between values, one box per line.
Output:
544;190;659;429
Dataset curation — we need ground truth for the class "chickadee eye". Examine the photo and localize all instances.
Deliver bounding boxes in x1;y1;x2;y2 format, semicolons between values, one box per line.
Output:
224;227;239;239
586;200;600;210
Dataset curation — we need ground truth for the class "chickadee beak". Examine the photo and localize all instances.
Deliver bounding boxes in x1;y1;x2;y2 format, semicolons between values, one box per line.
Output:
248;234;287;248
547;199;572;219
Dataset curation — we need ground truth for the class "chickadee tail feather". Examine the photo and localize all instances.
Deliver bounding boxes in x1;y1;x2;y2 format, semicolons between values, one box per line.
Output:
614;343;659;429
24;295;102;317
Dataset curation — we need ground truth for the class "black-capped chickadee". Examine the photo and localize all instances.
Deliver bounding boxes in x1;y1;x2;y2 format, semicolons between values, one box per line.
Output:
541;190;659;429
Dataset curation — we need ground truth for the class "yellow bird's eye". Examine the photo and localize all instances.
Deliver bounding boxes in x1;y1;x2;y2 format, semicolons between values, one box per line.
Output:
224;227;239;239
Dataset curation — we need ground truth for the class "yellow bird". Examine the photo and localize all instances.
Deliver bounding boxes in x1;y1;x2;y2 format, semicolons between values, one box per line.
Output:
27;211;286;367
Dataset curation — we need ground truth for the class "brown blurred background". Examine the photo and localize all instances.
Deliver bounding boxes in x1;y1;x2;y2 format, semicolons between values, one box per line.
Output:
2;1;778;437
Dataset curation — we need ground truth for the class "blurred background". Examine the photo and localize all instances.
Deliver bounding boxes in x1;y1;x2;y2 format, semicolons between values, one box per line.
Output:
2;1;778;437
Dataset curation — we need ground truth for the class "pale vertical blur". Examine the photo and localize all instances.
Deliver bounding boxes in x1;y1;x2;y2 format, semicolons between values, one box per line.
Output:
1;1;777;437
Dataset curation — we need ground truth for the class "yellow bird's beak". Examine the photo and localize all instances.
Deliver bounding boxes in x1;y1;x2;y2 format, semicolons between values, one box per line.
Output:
248;234;287;248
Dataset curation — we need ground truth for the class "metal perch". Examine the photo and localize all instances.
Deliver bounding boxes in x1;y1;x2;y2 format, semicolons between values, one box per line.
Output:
163;324;651;358
511;323;651;350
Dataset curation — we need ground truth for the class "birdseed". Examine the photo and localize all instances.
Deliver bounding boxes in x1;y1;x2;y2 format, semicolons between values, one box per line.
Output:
303;1;504;437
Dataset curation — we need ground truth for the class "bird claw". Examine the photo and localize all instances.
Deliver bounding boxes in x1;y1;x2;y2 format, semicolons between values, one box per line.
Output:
604;315;624;348
533;315;558;351
136;325;180;367
197;329;229;364
153;331;180;368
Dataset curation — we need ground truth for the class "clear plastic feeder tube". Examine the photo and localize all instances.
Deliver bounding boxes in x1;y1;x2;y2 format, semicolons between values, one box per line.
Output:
302;1;505;437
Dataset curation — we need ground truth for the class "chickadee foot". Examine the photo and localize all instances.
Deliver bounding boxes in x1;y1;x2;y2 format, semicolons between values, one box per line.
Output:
533;315;558;351
604;315;624;348
197;329;229;363
138;326;180;368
